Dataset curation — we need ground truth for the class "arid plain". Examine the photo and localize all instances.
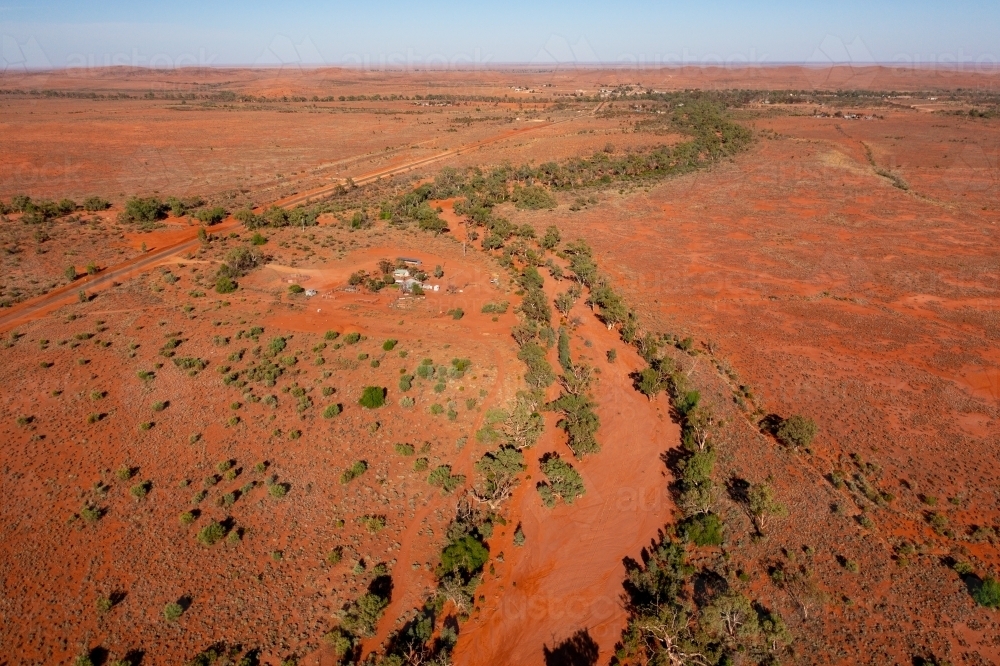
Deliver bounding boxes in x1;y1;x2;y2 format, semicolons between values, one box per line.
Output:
1;66;998;666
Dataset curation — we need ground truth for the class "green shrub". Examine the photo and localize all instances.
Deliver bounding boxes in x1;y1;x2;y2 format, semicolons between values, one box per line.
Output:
195;206;227;225
398;374;413;392
513;184;557;210
121;197;166;225
179;511;196;525
341;460;368;484
83;196;110;212
440;535;489;577
215;276;237;293
173;357;207;372
394;443;415;456
163;601;184;622
413;457;429;472
80;504;102;523
288;284;305;295
323;403;342;418
481;300;509;314
130;481;151;500
974;576;1000;608
197;521;226;546
361;514;386;533
359;386;386;409
428;465;465;493
344;332;361;345
776;414;818;449
325;330;340;340
679;513;725;546
269;483;288;498
340;592;389;637
513;524;526;546
382;339;397;351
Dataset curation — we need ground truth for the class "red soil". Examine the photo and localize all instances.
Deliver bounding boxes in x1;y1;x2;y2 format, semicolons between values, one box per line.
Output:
2;67;1000;665
453;271;679;665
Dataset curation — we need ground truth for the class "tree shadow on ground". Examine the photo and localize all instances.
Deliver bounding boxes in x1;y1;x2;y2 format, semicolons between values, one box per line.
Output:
543;628;599;666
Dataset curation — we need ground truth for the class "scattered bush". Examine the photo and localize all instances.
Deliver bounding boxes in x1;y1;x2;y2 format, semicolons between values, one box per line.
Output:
481;300;509;314
83;196;110;212
120;197;167;225
428;465;466;493
215;276;237;293
130;481;151;500
323;403;342;418
974;576;1000;608
362;515;386;533
340;592;389;637
359;386;386;409
398;374;413;392
776;414;818;449
163;601;184;622
382;339;397;351
195;206;227;225
197;521;226;546
341;460;368;484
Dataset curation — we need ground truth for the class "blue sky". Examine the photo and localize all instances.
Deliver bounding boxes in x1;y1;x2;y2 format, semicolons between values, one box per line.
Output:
1;1;997;69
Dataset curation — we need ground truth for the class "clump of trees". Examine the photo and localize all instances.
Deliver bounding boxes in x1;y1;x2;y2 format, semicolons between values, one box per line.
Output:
536;454;586;507
119;197;167;227
165;196;204;217
512;184;557;210
473;446;525;509
618;534;791;665
214;245;265;293
235;205;318;229
5;195;80;223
